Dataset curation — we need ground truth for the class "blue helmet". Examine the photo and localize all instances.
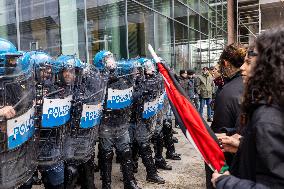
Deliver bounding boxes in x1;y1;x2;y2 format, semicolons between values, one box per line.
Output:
0;38;22;59
19;51;52;72
117;59;135;76
93;50;113;71
138;58;156;73
74;57;86;69
53;55;78;73
0;38;23;75
137;58;148;65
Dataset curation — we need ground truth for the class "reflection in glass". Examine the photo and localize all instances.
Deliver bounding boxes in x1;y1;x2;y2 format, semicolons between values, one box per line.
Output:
154;0;171;17
127;1;154;58
87;1;127;62
174;1;188;25
0;0;228;70
0;0;18;46
154;14;173;67
19;0;60;56
174;22;189;70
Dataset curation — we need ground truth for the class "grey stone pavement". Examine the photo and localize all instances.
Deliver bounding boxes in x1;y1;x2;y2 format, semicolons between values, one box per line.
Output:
33;126;206;189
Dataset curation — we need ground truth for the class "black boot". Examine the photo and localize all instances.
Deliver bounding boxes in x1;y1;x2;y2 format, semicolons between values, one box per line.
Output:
172;129;178;134
97;142;102;174
101;150;113;189
163;120;181;161
172;136;178;143
94;162;99;173
153;132;172;170
131;141;139;173
120;149;141;189
65;165;78;189
77;157;97;189
116;149;122;164
165;143;181;160
155;157;172;170
140;144;165;184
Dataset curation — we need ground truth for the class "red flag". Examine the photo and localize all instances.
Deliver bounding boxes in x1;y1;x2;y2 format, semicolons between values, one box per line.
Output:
148;45;228;172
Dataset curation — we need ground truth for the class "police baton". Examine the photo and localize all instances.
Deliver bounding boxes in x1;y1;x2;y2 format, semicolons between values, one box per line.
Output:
13;90;33;109
45;88;65;97
82;89;104;102
116;72;137;79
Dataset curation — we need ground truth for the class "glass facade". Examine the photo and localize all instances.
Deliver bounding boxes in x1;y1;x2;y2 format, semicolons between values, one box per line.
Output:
0;0;227;70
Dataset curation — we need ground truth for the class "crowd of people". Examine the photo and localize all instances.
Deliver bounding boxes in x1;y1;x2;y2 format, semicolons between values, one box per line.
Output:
0;38;181;189
176;27;284;189
210;28;284;189
0;26;283;189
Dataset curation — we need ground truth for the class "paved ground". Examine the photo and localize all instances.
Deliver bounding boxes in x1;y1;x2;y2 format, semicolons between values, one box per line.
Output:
33;127;206;189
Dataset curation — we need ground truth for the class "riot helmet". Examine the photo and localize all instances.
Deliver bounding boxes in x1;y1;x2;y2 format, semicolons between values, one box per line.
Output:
116;59;136;78
0;38;23;76
54;55;77;86
138;58;156;76
93;50;117;72
20;51;53;82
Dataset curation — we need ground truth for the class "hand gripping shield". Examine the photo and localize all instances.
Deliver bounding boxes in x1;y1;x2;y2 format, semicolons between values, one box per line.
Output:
0;62;38;189
136;74;160;139
36;55;75;167
99;61;134;138
65;63;106;164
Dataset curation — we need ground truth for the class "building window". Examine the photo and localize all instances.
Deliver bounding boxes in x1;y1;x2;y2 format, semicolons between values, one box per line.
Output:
87;0;127;62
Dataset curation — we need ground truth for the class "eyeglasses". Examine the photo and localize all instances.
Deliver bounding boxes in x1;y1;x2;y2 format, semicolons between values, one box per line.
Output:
248;50;258;58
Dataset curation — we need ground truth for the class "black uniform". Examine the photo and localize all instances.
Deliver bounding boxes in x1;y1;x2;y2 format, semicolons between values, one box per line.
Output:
216;104;284;189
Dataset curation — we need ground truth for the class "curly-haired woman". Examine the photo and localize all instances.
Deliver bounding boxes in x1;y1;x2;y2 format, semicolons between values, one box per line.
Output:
212;28;284;189
205;44;246;189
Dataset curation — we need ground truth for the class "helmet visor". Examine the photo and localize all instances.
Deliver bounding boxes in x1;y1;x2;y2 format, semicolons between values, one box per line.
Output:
6;56;18;67
144;60;156;74
104;55;117;70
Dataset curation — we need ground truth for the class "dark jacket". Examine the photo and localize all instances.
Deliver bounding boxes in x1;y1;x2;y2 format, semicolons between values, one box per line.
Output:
216;104;284;189
178;76;190;95
211;72;244;134
188;77;197;99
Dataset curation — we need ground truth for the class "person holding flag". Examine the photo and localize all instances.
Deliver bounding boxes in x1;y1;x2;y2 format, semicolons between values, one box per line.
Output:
211;27;284;189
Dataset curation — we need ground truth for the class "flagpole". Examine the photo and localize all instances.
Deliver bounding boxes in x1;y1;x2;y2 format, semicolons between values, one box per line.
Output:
148;44;160;64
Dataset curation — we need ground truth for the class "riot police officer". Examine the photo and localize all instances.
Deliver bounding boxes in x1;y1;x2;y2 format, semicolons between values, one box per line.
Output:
93;51;141;189
151;73;174;170
64;57;106;189
152;58;181;165
34;54;75;189
129;58;165;184
0;39;38;189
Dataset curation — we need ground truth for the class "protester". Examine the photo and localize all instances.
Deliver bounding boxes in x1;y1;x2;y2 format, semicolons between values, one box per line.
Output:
211;44;246;135
209;64;225;96
197;67;214;122
178;70;189;95
212;27;284;189
216;43;257;154
187;69;199;109
205;44;246;189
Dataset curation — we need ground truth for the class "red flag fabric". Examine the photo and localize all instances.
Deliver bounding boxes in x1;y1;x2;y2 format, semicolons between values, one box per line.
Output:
157;63;227;172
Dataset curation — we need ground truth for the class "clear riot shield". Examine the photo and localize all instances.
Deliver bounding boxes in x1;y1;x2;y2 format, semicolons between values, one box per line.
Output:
99;61;134;138
155;75;166;135
0;67;37;189
36;57;75;167
64;64;106;164
136;74;160;140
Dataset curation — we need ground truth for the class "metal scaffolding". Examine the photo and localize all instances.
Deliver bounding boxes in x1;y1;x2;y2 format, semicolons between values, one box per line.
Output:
237;0;260;44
